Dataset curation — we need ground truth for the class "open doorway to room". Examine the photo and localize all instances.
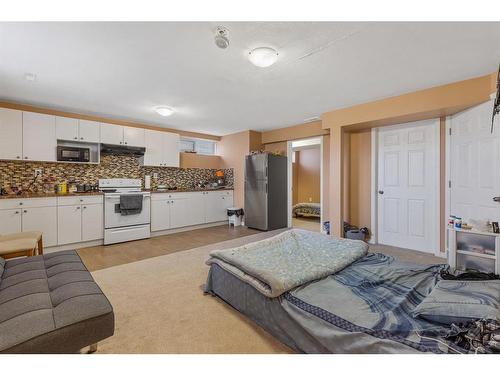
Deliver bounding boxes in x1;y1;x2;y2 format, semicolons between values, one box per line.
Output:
288;137;322;232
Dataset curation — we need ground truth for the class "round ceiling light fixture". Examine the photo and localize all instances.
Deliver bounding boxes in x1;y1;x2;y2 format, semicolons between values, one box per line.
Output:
248;47;279;68
155;106;174;117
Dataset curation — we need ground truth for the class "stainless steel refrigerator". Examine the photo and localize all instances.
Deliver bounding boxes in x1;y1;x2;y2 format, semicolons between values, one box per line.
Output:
244;153;288;231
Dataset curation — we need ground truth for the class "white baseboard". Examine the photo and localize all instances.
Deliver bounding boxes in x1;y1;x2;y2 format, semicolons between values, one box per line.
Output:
151;221;228;237
45;239;103;253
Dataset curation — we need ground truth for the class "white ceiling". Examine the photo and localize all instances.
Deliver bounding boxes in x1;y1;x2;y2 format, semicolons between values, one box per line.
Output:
1;22;499;136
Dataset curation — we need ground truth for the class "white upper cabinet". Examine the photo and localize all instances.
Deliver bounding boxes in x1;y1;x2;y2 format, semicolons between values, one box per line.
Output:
162;132;180;167
143;129;164;166
22;112;56;162
141;130;179;167
56;116;79;141
123;126;145;147
57;117;101;143
100;123;145;147
99;123;123;145
78;120;101;143
0;108;23;160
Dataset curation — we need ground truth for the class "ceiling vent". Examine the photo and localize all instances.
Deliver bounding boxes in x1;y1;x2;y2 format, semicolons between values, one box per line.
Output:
214;26;229;49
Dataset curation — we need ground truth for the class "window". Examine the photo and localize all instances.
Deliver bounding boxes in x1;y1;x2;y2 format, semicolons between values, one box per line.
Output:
180;137;217;155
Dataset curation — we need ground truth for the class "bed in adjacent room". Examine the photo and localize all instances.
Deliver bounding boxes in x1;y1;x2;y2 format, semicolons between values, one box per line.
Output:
292;203;321;218
204;229;500;354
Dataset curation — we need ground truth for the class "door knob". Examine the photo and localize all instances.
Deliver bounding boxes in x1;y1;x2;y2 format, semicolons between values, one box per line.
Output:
378;190;384;195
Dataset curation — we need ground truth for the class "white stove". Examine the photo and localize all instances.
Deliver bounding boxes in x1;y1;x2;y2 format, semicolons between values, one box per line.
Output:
99;178;151;245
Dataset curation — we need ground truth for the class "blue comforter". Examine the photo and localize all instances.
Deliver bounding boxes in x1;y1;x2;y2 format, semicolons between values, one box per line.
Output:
281;253;464;353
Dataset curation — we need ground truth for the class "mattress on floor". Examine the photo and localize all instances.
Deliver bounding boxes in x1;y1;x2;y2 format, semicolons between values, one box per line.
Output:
293;203;320;218
204;254;463;354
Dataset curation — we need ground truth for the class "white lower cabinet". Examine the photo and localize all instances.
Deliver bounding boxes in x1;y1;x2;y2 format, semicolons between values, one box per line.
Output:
151;197;171;232
22;206;58;247
0;209;22;235
151;190;233;232
205;191;233;222
82;204;103;241
57;196;103;245
58;205;82;245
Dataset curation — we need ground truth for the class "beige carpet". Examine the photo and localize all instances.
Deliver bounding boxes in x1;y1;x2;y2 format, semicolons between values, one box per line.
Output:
92;230;445;353
93;230;293;354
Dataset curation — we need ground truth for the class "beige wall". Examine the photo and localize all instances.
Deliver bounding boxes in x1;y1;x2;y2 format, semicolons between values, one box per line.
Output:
294;148;321;204
180;152;222;169
323;72;497;237
261;120;328;144
348;130;371;230
219;130;262;209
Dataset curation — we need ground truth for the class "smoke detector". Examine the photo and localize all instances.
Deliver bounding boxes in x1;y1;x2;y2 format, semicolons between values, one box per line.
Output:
214;26;229;49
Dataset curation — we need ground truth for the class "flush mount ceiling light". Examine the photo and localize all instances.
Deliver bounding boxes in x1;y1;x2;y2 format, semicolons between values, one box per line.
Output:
248;47;279;68
24;73;36;81
155;106;174;117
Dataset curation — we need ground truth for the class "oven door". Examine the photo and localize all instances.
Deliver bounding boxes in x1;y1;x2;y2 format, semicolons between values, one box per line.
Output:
104;193;151;229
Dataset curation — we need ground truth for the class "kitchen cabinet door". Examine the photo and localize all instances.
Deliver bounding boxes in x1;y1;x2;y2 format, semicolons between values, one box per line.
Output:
0;108;23;160
143;129;163;166
161;132;180;167
56;116;79;141
205;192;231;222
0;209;22;235
82;203;103;241
100;123;123;145
185;193;205;226
57;205;82;245
22;206;57;247
169;198;189;229
79;120;100;143
123;127;145;147
22;112;57;162
151;198;171;231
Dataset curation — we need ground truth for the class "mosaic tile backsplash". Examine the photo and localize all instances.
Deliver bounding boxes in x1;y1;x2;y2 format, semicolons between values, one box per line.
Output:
0;154;233;193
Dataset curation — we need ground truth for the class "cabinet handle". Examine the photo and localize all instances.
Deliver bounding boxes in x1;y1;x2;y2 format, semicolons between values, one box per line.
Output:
24;156;28;159
23;210;27;213
124;142;128;145
83;206;87;209
76;206;81;210
16;156;20;159
14;211;19;214
120;141;123;144
80;137;84;140
74;137;78;140
19;202;23;205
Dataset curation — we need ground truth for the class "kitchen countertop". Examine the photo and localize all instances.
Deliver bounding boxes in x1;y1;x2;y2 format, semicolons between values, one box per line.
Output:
0;188;234;199
146;187;234;193
0;191;103;199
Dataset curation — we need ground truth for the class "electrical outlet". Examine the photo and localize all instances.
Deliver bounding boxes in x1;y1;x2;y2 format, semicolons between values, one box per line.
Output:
153;173;158;179
309;197;312;202
34;169;43;178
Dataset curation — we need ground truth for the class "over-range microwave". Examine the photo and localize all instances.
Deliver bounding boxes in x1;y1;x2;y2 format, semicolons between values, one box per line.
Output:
57;146;90;162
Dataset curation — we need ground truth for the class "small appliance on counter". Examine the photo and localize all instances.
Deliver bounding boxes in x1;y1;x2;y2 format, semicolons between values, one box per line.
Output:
57;146;90;162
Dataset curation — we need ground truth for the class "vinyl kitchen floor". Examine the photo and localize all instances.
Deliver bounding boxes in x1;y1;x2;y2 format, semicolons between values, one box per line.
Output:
78;224;260;272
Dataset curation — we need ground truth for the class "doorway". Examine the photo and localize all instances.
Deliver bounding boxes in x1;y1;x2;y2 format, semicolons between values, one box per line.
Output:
375;119;440;254
287;137;323;232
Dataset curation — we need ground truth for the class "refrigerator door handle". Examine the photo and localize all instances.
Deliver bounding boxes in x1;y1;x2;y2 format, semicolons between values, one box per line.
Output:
265;182;268;194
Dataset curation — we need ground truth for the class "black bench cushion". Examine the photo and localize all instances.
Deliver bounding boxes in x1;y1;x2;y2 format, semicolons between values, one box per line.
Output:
0;250;114;353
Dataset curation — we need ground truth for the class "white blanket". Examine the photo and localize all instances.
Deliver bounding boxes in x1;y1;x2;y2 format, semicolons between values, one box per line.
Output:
206;229;368;298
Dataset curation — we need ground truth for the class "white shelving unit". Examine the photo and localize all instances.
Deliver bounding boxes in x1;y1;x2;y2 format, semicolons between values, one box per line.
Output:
448;228;500;274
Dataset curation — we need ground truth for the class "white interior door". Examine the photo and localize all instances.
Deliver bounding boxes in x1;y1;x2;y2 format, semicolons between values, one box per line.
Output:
377;119;440;253
450;99;500;223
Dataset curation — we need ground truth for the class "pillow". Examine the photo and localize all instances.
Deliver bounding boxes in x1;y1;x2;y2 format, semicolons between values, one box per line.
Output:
412;280;500;325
